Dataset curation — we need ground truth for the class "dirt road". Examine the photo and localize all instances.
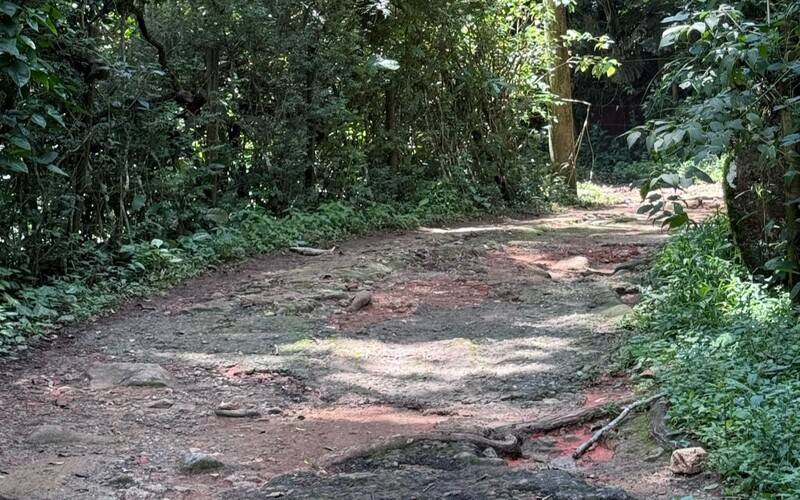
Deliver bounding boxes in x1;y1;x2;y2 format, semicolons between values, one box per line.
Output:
0;190;721;499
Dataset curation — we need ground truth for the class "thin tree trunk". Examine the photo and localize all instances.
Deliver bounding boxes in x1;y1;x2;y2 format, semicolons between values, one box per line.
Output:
545;0;577;192
783;106;800;299
205;46;222;206
386;83;400;170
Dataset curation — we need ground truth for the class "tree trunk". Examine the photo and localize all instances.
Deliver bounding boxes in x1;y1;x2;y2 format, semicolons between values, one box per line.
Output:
386;83;400;170
545;0;577;192
783;105;800;299
205;46;222;206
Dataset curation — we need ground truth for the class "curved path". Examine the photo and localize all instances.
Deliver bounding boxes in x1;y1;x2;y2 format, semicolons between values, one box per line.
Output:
0;191;720;499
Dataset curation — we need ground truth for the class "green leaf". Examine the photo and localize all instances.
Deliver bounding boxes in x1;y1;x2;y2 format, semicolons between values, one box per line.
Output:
30;114;46;128
45;106;64;127
0;37;18;57
8;134;30;150
46;164;67;176
131;194;146;212
626;130;642;149
782;134;800;147
36;151;58;164
0;2;18;16
0;156;27;173
2;58;29;86
686;166;714;184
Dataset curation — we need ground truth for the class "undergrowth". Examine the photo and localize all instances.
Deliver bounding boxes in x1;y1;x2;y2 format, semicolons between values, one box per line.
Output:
0;186;550;354
626;216;800;497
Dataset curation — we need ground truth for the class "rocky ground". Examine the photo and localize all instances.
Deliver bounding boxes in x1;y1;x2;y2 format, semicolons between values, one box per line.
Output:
0;186;723;499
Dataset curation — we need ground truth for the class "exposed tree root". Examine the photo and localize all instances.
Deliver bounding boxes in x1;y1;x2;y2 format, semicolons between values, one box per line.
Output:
572;393;666;459
318;431;520;469
490;397;637;439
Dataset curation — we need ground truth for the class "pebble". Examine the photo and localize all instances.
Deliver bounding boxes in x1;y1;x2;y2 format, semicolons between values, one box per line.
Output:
148;399;174;409
181;450;225;473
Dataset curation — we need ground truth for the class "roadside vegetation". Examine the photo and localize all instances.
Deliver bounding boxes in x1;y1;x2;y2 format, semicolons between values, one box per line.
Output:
629;217;800;497
2;0;800;495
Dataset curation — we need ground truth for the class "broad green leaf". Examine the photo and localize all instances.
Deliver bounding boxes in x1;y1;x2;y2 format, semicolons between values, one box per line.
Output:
782;134;800;147
626;130;642;148
0;156;27;173
0;37;18;57
2;58;29;86
8;134;30;150
36;151;58;164
0;2;18;16
30;114;46;128
46;164;68;176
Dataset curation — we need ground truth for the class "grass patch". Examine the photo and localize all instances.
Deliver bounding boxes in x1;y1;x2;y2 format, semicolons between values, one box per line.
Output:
576;182;620;208
625;216;800;497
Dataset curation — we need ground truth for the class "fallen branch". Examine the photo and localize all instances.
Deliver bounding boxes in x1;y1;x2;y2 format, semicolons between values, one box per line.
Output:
490;396;637;438
572;392;666;459
289;246;337;256
319;431;520;468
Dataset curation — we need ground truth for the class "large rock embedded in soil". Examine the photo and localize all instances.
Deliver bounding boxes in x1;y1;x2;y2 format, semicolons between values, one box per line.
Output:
225;441;632;499
88;362;173;389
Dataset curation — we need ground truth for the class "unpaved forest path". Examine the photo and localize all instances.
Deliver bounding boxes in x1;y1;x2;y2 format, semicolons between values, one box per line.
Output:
0;188;722;500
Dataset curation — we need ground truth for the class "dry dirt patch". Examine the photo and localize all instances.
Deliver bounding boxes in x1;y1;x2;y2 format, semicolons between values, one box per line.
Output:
331;275;491;330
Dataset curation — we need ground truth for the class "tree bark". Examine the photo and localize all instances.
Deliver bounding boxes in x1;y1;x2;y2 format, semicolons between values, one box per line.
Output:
545;0;577;192
205;46;222;206
782;105;800;299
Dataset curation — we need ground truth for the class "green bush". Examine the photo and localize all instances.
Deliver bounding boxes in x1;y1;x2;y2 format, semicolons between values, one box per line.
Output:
626;216;800;497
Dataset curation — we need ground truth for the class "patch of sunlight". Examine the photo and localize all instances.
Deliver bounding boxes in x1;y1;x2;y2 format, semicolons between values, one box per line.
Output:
577;182;620;208
282;338;316;353
420;224;542;235
448;337;480;355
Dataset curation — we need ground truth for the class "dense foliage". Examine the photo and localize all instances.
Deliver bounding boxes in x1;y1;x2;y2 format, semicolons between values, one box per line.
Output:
629;217;800;497
0;0;624;349
631;0;800;282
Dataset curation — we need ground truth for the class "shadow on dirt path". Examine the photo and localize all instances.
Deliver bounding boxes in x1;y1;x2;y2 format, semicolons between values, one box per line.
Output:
0;186;723;499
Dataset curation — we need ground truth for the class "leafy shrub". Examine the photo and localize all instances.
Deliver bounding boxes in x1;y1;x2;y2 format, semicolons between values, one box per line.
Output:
626;216;800;497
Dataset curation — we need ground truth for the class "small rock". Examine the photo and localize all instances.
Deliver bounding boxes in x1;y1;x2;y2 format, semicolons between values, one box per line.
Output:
640;368;656;378
670;447;708;475
482;448;498;459
26;424;97;445
148;399;174;409
89;363;173;389
346;291;373;313
549;456;578;471
267;407;283;415
181;451;225;474
453;451;479;464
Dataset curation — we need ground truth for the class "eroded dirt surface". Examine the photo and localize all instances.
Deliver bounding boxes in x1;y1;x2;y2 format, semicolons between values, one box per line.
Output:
0;187;722;499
